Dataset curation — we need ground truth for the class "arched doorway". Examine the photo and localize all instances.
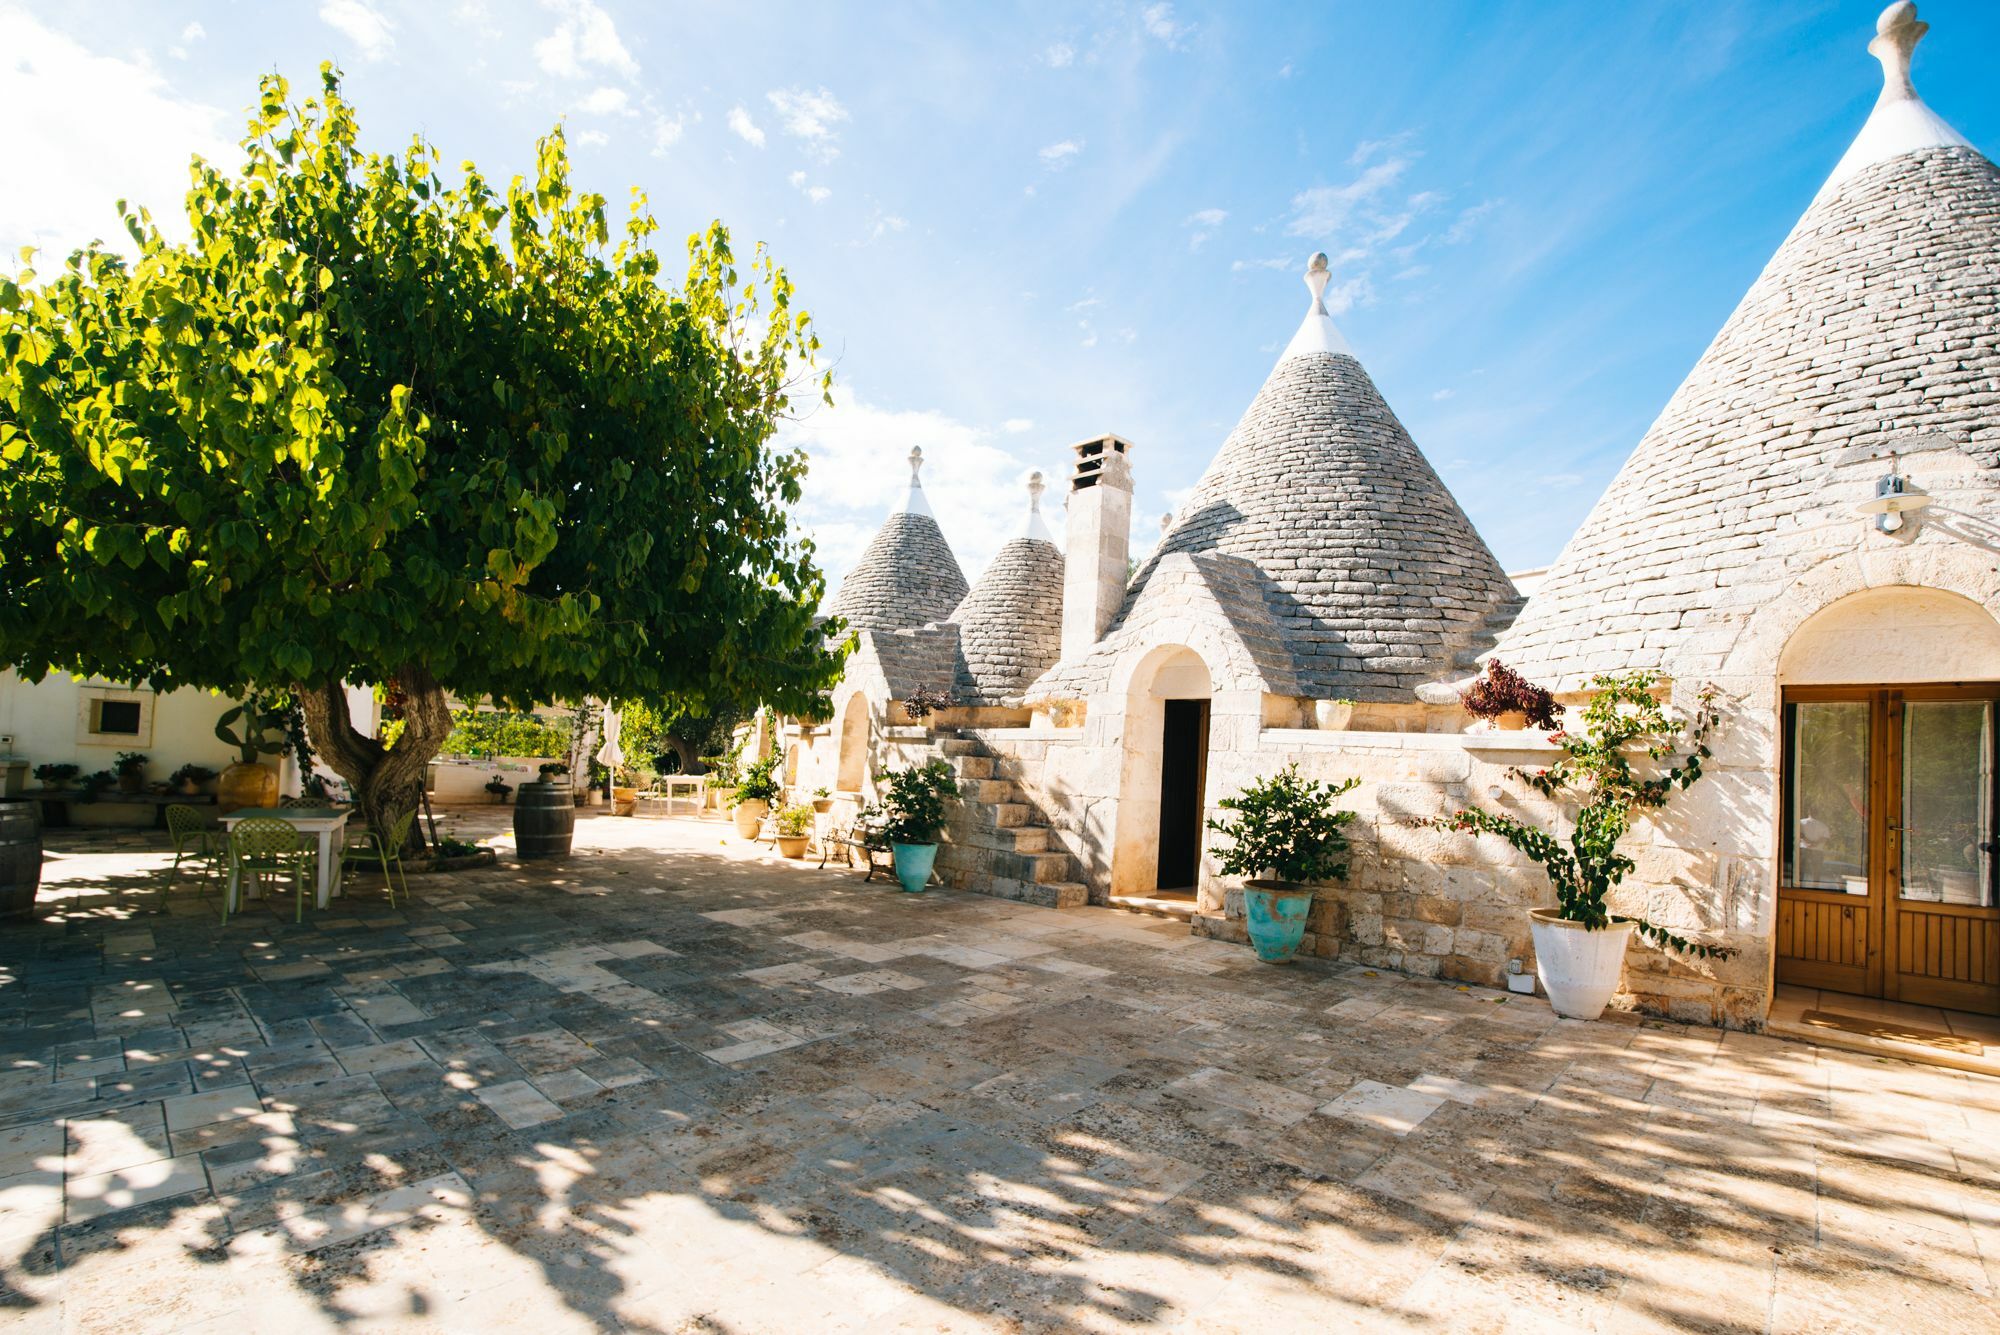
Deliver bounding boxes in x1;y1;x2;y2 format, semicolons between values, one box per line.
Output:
1774;587;2000;1014
835;692;869;795
1111;646;1213;896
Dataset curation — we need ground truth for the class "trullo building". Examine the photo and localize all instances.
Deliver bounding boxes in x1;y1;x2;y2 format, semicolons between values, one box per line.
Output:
784;1;1999;1030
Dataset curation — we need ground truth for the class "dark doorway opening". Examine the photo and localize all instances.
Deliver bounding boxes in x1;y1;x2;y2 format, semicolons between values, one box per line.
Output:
1157;698;1210;891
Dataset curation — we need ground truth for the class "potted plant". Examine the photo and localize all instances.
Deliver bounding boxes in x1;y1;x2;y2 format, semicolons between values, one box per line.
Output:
32;763;79;791
901;685;954;726
113;751;149;794
215;697;288;811
773;804;814;858
732;755;781;839
485;775;513;805
169;763;218;796
1460;660;1562;732
583;760;609;807
1428;671;1732;1020
811;785;833;814
700;747;742;812
1207;765;1361;963
79;770;117;801
879;759;961;893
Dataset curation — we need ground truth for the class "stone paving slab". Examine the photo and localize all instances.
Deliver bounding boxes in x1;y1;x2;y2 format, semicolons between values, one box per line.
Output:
1;809;1997;1332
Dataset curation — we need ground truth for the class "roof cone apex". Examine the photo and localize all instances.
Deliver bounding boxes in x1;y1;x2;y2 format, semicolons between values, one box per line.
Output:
894;446;934;518
1280;252;1353;361
1821;3;1973;195
1022;471;1057;544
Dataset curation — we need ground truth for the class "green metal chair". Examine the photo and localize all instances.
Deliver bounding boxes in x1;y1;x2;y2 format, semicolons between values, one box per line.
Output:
342;807;414;907
164;803;220;892
225;817;312;923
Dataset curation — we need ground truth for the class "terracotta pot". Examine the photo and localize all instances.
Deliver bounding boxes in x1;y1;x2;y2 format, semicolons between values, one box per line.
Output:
217;762;279;814
733;799;769;839
812;799;834;814
775;834;809;859
1494;711;1528;732
116;772;144;794
1528;908;1636;1020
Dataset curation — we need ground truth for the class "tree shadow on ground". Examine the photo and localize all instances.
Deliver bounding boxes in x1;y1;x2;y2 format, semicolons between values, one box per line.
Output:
1;815;1996;1330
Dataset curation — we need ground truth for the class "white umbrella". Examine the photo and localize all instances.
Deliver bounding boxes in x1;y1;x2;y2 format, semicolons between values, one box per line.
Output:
594;705;625;769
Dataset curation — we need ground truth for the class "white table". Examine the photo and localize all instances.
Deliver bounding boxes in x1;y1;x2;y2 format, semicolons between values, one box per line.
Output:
219;806;352;911
658;775;706;817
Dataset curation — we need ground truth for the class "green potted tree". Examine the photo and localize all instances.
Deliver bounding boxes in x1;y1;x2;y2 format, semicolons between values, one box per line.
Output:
1428;671;1731;1019
732;755;781;839
32;763;79;791
773;803;814;859
113;751;149;795
1206;765;1361;963
879;760;961;893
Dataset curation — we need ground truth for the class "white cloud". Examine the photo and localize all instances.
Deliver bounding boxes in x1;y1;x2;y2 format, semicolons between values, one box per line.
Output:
319;0;396;60
452;1;500;39
0;12;232;263
780;390;1058;589
1043;42;1075;68
865;209;908;240
807;185;831;204
576;129;609;148
1541;472;1585;488
1431;389;1456;401
574;86;628;115
1038;138;1083;169
1003;419;1035;434
651;114;684;154
727;106;765;148
534;0;636;79
766;86;848;159
1230;257;1293;272
788;170;807;188
180;21;206;42
1185;207;1227;227
1141;3;1191;47
1446;198;1501;244
1285;157;1408;239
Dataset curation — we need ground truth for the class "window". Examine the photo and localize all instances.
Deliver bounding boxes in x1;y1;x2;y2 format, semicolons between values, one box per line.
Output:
76;687;154;746
93;700;142;735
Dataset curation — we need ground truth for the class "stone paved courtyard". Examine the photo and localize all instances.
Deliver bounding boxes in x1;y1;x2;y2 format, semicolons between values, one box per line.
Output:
1;811;1997;1333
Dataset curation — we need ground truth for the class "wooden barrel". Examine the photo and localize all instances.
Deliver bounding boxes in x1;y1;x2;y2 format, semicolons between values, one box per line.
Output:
0;800;43;919
512;781;575;860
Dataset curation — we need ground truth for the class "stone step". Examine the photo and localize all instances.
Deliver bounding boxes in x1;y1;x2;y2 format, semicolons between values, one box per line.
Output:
1109;894;1197;922
935;842;1073;886
960;875;1089;910
961;800;1032;829
942;824;1049;854
961;778;1018;805
937;738;985;757
947;754;995;781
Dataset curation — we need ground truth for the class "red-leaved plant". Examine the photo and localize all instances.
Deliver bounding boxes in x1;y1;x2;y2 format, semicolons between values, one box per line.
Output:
1460;660;1563;730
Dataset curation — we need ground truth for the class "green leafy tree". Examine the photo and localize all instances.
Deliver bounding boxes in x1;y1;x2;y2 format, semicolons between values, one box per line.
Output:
877;760;959;845
1427;671;1733;959
0;68;845;840
1206;765;1360;885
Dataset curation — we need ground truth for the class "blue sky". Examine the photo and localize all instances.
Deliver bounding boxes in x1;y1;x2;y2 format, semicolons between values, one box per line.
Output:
4;1;1995;591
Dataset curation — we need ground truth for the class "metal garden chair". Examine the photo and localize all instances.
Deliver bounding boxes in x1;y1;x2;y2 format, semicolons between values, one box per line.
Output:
225;817;312;924
341;807;414;907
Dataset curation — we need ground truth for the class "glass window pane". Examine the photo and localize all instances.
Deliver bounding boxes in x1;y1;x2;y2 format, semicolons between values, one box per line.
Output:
1902;700;1994;907
1786;702;1871;894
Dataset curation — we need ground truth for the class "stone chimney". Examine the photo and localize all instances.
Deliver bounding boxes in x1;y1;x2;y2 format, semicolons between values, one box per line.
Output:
1061;434;1135;662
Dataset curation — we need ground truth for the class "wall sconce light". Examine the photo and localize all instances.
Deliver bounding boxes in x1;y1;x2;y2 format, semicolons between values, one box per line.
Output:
1853;454;1931;533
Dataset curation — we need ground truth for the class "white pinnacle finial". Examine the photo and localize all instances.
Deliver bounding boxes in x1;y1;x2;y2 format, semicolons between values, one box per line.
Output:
1871;2;1925;103
1821;2;1969;194
1159;511;1173;535
1280;250;1352;361
895;446;934;517
1022;470;1056;543
1304;252;1332;314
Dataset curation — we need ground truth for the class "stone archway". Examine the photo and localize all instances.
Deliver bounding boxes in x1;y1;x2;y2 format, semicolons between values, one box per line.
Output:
1110;645;1214;896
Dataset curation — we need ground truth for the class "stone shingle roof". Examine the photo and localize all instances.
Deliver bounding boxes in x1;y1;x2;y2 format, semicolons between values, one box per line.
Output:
1497;135;2000;685
825;511;968;633
949;535;1065;705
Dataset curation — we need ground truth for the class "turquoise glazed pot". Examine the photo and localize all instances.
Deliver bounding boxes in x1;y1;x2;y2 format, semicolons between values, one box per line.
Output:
1243;881;1314;963
891;841;939;894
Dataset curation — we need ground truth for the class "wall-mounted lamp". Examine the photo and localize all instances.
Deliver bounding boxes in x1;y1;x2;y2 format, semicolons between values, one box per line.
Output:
1853;454;1931;534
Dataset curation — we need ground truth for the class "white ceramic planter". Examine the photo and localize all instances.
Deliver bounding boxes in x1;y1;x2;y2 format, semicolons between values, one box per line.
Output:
1312;700;1353;730
1528;908;1635;1020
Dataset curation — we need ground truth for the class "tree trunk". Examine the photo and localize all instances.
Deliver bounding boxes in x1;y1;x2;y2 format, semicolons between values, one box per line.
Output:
296;668;453;855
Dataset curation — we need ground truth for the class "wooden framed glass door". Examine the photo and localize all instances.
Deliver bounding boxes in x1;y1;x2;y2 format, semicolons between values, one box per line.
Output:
1777;685;2000;1014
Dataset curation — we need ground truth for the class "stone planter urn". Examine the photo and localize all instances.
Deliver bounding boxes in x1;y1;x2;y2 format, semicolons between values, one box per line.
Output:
732;799;769;839
217;762;279;814
890;841;938;894
1528;909;1636;1020
1243;880;1315;962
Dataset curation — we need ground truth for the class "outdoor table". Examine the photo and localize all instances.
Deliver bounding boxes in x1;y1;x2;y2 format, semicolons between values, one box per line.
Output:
658;775;705;817
218;805;352;911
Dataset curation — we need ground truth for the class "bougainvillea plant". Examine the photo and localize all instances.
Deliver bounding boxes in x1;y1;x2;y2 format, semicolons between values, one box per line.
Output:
1429;671;1732;959
1207;765;1362;885
1460;660;1563;730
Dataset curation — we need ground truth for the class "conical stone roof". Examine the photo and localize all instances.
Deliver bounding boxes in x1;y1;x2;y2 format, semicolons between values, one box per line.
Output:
1133;255;1516;699
950;474;1065;704
825;447;970;633
1497;2;2000;689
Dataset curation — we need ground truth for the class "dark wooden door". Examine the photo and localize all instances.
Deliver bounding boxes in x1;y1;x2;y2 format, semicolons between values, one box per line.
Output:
1156;699;1210;891
1777;685;1999;1014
